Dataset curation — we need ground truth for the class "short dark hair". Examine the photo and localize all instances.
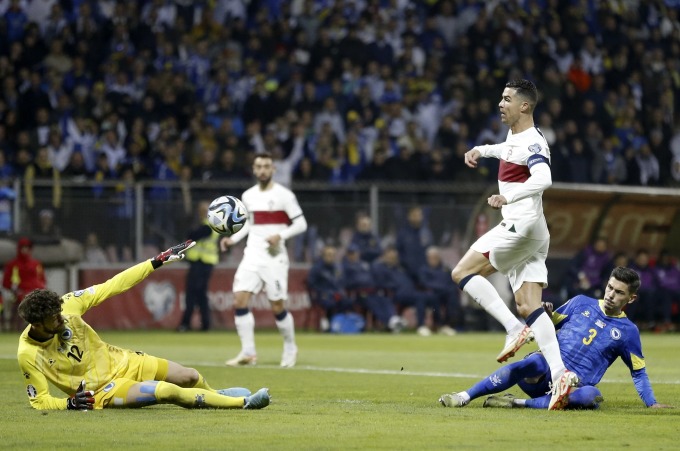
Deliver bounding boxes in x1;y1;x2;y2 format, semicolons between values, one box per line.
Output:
506;79;538;109
253;152;273;162
18;289;63;324
610;267;641;295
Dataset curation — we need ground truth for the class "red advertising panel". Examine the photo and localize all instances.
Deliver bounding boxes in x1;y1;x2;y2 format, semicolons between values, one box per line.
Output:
81;267;311;330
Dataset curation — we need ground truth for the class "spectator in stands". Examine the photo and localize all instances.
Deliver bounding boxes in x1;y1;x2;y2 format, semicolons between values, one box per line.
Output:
395;205;434;283
23;146;62;235
349;212;382;264
592;137;627;184
307;244;353;330
342;243;404;333
371;246;437;336
627;249;660;330
83;232;109;265
1;237;46;331
0;176;16;234
418;246;461;336
652;250;680;332
564;237;612;299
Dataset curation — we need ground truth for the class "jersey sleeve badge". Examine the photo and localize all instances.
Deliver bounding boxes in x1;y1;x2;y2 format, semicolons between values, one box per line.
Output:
528;143;542;153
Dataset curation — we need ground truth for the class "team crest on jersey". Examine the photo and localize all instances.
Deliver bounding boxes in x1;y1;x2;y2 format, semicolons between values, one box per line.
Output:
103;382;116;393
595;320;606;329
528;143;541;153
610;328;621;340
73;287;95;297
60;328;73;341
27;385;37;398
582;310;591;318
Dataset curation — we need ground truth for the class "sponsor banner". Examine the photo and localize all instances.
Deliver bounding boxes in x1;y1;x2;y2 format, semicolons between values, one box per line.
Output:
81;267;311;330
544;187;680;258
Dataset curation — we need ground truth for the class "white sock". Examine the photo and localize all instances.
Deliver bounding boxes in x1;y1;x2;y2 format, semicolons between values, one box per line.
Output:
275;311;297;352
234;312;256;355
459;391;471;403
530;312;566;382
463;275;523;333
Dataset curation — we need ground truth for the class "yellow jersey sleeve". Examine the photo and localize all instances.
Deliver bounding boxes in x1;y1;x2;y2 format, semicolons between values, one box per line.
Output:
62;260;155;316
18;339;69;410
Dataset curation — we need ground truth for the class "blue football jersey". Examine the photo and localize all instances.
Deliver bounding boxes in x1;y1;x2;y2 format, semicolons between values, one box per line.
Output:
552;295;657;406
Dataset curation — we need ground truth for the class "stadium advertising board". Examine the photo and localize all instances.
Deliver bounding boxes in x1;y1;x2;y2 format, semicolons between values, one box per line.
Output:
543;186;680;258
81;267;311;330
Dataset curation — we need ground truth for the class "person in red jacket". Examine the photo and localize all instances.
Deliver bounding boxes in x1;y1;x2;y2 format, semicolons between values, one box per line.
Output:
2;237;46;331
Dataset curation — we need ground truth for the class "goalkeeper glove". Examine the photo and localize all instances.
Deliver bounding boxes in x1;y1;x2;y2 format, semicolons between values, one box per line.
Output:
152;240;196;267
67;380;94;411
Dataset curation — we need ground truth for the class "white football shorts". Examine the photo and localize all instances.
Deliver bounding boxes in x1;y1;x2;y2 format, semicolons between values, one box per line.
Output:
470;223;549;293
233;256;289;301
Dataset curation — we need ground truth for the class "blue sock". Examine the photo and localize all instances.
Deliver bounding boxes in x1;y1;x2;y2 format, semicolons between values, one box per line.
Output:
467;353;547;401
525;394;550;409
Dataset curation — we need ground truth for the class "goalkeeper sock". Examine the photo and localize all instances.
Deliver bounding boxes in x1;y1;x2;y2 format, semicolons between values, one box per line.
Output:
192;373;214;391
234;310;256;355
459;275;522;333
154;381;244;409
526;308;566;382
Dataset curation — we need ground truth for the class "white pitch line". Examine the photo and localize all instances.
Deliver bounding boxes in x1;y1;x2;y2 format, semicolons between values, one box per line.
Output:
2;355;678;385
185;360;680;385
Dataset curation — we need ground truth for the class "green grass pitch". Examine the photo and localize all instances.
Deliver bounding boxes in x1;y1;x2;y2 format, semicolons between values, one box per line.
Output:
1;330;678;450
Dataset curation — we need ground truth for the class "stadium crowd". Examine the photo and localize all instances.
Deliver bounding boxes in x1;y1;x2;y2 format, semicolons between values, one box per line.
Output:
1;0;680;190
2;1;680;332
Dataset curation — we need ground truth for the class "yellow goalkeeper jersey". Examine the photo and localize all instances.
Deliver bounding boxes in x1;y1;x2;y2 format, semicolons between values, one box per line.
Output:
17;260;155;410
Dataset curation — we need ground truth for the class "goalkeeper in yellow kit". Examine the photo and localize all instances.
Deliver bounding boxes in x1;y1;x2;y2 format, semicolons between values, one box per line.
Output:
17;241;270;411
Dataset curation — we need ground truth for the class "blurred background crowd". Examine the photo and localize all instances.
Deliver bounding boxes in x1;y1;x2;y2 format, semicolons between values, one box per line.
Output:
2;0;680;190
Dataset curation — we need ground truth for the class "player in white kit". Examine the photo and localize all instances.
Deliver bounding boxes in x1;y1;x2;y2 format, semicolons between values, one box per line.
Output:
221;153;308;368
450;79;578;410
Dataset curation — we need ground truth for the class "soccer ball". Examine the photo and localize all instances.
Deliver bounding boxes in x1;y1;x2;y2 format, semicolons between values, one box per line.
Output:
207;196;248;236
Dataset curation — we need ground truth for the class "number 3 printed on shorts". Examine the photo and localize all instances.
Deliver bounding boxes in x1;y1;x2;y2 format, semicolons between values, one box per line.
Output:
582;328;597;345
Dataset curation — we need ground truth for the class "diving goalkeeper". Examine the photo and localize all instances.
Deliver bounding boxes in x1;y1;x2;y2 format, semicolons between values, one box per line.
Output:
17;240;269;411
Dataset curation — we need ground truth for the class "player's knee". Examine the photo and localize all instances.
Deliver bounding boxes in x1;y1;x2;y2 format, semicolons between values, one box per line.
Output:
450;266;465;284
233;292;250;308
574;386;603;408
173;367;200;387
270;300;285;315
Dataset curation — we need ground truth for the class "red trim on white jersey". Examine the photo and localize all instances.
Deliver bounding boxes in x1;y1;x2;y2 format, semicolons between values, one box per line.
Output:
499;160;530;183
253;210;292;225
